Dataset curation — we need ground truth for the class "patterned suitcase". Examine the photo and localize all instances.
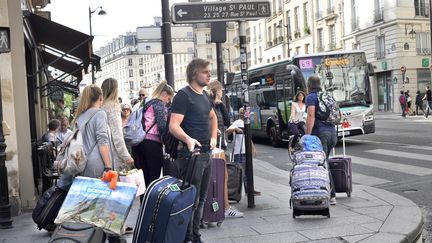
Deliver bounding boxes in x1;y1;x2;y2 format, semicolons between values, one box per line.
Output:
293;151;326;166
290;165;330;218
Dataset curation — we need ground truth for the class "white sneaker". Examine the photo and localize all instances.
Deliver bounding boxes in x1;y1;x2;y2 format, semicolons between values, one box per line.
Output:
225;207;244;218
330;197;337;205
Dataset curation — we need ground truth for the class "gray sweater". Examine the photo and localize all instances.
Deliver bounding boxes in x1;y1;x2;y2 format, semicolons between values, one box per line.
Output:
76;107;111;178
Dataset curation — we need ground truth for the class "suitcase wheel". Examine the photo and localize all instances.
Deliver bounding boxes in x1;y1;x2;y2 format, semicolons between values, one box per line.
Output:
347;191;352;197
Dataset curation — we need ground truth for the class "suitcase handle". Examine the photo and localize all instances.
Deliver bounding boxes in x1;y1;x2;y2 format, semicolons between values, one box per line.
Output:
180;148;200;190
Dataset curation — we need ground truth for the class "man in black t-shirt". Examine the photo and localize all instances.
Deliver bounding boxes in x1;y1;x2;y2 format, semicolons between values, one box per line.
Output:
169;58;218;243
423;86;432;118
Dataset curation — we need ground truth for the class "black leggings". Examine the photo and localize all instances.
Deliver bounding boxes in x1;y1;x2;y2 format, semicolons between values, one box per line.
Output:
132;140;164;202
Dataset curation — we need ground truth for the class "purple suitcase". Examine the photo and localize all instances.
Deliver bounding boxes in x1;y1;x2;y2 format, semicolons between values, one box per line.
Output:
202;157;225;227
328;126;352;197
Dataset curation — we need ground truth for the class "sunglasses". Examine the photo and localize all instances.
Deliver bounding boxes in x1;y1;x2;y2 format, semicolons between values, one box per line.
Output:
139;94;146;97
122;108;131;111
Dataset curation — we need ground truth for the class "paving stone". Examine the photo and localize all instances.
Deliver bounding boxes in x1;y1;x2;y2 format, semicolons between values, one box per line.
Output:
360;221;383;232
200;225;258;239
231;232;308;243
298;224;374;240
350;205;393;221
342;233;375;243
357;232;406;243
380;206;423;236
364;187;418;207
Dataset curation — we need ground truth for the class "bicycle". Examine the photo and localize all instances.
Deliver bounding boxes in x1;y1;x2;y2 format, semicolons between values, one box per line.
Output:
288;122;305;162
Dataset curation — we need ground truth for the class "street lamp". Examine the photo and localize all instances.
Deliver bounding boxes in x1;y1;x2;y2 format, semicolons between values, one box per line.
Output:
88;6;106;84
276;23;291;58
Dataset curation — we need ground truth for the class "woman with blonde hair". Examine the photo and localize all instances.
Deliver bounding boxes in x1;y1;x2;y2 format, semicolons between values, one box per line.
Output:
57;85;112;189
101;78;134;171
132;80;174;200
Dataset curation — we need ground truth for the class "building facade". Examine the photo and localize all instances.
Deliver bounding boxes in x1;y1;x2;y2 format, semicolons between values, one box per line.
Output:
343;0;431;112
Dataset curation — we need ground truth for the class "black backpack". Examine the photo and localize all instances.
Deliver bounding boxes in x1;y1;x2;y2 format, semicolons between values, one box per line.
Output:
162;110;179;159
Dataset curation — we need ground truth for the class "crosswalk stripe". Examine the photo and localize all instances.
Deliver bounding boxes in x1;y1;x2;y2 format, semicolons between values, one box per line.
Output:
352;173;391;186
402;145;432;151
366;149;432;161
350;156;432;176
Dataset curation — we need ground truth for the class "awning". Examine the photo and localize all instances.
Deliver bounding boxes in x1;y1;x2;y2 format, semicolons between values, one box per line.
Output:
24;12;101;96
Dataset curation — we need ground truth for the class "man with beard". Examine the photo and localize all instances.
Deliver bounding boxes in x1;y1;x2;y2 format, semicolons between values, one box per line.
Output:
169;58;218;243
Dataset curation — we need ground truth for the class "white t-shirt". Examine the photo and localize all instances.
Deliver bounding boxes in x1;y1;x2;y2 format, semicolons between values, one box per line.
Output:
57;129;73;144
228;119;245;155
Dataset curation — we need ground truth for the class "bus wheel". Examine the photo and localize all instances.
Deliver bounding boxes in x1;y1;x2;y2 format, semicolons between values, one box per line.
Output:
269;126;282;147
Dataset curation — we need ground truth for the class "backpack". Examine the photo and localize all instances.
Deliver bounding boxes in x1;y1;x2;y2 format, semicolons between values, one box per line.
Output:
162;110;179;159
315;91;341;125
399;95;406;105
123;104;156;147
54;110;100;176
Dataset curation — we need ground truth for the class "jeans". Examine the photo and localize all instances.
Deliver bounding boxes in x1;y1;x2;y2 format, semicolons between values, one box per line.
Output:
176;143;212;242
426;101;432;118
401;104;406;117
316;130;337;198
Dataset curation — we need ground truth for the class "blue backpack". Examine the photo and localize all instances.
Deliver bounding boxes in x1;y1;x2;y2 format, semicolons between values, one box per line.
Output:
299;135;323;152
123;105;156;146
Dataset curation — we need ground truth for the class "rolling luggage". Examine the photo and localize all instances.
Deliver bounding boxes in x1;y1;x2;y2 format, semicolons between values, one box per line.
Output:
48;222;106;243
293;151;326;166
32;186;67;231
202;156;225;227
328;125;352;197
226;163;242;202
290;164;330;218
132;152;198;243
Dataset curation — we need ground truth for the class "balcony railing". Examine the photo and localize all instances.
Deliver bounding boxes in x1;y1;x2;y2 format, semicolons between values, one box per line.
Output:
328;42;337;51
315;11;324;19
416;48;431;55
375;51;385;59
267;41;273;48
316;46;324;52
374;7;384;22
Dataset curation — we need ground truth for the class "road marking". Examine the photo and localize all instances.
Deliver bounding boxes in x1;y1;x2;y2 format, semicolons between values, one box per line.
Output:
346;138;432;149
366;149;432;161
352;173;391;186
402;145;432;150
350;156;432;176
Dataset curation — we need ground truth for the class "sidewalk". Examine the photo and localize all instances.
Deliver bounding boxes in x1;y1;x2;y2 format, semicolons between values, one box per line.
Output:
0;158;423;243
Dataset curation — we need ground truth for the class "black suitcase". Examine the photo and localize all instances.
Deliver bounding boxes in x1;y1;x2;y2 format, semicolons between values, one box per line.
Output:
32;186;67;231
49;222;106;243
328;125;352;197
227;163;242;202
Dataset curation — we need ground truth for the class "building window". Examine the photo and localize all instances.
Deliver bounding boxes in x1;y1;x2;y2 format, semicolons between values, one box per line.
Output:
376;35;385;59
416;32;431;55
258;23;262;41
295;46;300;55
254;48;257;64
187;31;193;37
129;69;134;77
303;2;309;29
259;46;262;61
278;55;281;60
139;69;144;77
316;0;323;19
305;43;310;54
146;45;151;51
205;33;211;44
317;29;324;52
329;25;336;50
139;57;143;65
207;48;213;59
286;10;292;40
268;26;272;47
128;58;133;66
414;0;429;17
374;0;384;22
327;0;334;14
294;7;299;33
351;0;358;31
253;26;257;43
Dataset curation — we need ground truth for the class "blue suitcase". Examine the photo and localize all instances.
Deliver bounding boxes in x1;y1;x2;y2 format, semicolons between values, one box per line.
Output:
132;154;198;243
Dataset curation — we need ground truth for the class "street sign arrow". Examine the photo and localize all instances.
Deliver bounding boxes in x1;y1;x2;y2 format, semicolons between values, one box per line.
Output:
177;9;188;18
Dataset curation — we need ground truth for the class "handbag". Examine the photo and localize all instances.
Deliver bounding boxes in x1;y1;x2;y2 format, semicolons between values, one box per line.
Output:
119;168;146;197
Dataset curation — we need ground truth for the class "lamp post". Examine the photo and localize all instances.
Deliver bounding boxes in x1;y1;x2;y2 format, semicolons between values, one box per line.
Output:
88;6;106;84
277;23;291;58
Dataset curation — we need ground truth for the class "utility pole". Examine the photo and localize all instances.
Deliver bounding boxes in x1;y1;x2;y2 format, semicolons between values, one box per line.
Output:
239;21;255;208
162;0;174;88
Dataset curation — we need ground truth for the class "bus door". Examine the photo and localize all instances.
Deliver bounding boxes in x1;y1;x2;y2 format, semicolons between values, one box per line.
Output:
275;73;293;129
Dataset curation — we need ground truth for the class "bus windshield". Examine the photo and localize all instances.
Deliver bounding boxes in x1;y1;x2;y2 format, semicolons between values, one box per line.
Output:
296;52;371;107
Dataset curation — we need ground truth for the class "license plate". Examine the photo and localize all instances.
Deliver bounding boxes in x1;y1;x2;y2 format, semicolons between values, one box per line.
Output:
338;131;350;136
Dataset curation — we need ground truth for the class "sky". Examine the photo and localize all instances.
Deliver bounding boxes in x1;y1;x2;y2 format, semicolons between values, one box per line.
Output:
46;0;187;50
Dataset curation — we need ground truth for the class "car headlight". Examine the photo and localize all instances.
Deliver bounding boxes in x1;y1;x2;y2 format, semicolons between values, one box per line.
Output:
364;112;374;122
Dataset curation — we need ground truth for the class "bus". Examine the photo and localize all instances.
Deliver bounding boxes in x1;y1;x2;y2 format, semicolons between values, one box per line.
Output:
227;50;375;146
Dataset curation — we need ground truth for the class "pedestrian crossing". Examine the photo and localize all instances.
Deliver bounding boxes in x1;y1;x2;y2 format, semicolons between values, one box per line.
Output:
347;147;432;186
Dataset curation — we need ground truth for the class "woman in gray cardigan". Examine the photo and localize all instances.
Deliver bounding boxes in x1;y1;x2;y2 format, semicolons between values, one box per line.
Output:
101;78;134;171
74;85;113;178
